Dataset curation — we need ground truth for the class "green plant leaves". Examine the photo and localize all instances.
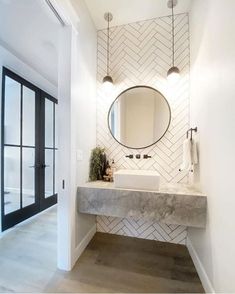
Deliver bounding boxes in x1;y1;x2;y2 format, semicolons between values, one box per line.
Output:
89;146;106;181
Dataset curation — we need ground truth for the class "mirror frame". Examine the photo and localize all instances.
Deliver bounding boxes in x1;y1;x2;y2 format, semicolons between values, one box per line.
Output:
107;85;172;149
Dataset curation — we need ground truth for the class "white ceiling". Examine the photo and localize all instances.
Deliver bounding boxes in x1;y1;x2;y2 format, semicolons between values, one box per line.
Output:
84;0;192;30
0;0;61;86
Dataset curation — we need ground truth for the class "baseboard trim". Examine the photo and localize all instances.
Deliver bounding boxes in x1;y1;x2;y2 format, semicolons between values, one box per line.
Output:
187;237;215;293
73;224;96;267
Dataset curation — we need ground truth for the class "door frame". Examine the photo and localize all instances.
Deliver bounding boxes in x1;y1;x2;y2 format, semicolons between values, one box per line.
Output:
1;67;57;231
40;90;58;210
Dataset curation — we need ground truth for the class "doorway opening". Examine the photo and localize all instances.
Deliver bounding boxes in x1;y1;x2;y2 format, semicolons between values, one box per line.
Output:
1;67;57;231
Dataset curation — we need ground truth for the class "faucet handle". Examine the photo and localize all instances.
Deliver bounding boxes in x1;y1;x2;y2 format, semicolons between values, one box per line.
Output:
143;154;152;159
125;154;133;159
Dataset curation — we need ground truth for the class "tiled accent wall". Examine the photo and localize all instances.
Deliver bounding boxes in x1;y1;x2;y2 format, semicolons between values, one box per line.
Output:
96;13;190;244
97;216;187;245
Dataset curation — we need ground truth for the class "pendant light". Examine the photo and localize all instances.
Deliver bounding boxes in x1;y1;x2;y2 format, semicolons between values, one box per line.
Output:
167;0;180;83
103;12;113;90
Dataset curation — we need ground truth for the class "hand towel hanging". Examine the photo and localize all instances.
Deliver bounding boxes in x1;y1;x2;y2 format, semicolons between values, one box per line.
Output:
180;138;198;172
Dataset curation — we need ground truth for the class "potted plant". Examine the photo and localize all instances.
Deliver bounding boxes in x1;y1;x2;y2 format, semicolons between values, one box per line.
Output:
89;146;106;181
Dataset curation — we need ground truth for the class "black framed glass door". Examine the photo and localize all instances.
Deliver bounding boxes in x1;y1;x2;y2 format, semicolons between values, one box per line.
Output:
40;92;58;210
1;67;57;231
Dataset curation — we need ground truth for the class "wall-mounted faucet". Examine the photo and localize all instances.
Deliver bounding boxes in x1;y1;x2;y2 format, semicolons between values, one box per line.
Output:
125;154;152;159
143;154;152;159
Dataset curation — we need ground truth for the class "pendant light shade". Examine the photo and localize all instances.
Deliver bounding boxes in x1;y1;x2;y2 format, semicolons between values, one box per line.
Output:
167;0;180;83
103;75;113;91
167;66;180;83
103;75;113;84
103;12;113;90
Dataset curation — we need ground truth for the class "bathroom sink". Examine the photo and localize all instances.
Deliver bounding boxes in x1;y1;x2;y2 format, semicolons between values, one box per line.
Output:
114;169;160;191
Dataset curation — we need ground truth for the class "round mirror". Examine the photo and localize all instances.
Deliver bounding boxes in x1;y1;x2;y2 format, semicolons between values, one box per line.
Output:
108;86;171;149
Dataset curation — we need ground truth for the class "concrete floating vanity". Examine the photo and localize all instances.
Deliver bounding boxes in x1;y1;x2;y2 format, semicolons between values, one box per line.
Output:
77;181;207;228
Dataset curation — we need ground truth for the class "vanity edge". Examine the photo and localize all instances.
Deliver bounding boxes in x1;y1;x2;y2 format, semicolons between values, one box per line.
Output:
77;181;207;228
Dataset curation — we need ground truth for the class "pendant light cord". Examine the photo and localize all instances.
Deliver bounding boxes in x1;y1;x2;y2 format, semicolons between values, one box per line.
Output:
107;14;110;76
171;1;175;67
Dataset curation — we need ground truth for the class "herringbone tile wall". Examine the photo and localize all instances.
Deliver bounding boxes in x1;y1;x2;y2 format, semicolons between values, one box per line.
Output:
96;13;190;244
97;216;187;245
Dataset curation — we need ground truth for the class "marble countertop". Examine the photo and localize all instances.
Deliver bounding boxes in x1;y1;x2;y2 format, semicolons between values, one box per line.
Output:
77;181;207;228
79;181;206;197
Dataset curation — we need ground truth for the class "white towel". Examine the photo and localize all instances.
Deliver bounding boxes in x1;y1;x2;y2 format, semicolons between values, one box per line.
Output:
180;138;198;172
191;139;198;165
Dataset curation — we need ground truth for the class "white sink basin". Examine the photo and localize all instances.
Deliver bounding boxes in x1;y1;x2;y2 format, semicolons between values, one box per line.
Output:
114;169;160;191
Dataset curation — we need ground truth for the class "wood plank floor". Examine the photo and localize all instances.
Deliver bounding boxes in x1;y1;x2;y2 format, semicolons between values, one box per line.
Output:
47;233;204;293
0;206;57;292
0;208;204;293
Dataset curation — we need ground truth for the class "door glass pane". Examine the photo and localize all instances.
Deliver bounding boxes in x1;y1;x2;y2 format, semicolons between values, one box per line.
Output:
4;146;21;214
45;149;53;198
45;99;54;148
4;77;21;145
55;150;57;194
55;106;58;148
22;148;35;208
23;86;35;146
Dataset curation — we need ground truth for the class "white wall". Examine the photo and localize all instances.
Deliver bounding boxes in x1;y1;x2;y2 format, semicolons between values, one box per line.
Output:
56;0;97;270
189;0;235;292
0;0;60;86
70;0;97;250
0;46;57;97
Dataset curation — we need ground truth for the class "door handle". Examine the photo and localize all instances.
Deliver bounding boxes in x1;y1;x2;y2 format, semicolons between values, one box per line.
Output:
29;164;41;168
29;164;50;168
41;164;50;168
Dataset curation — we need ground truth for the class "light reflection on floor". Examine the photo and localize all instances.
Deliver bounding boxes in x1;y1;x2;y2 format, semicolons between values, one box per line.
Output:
4;190;53;214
